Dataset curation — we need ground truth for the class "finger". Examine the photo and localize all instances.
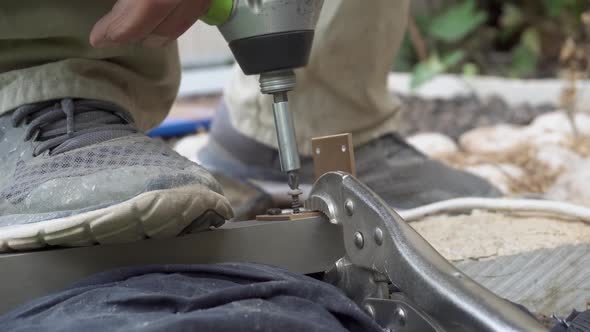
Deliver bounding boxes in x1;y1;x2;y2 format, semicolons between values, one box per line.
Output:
143;0;211;47
90;0;182;48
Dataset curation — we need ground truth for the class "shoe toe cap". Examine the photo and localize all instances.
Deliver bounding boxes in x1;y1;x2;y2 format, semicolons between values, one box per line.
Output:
16;164;219;214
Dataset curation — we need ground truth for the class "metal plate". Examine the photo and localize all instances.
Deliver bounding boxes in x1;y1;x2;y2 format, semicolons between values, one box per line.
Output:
256;211;322;221
311;133;356;179
0;216;343;314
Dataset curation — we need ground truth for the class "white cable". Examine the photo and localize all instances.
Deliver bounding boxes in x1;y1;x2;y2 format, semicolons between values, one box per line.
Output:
398;198;590;223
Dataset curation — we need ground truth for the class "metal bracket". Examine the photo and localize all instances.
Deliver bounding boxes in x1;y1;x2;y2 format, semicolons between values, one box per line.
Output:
311;133;356;180
306;172;546;332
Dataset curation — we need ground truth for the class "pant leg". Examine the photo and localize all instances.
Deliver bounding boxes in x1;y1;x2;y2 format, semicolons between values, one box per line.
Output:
0;0;180;131
224;0;410;155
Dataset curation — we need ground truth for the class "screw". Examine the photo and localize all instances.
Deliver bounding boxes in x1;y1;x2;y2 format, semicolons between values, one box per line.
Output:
341;145;347;152
364;304;375;319
354;232;364;249
374;228;384;246
393;307;407;327
288;188;303;214
315;147;321;155
267;208;283;215
345;199;354;216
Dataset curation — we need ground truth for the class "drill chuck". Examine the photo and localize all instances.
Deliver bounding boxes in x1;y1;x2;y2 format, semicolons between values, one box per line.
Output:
205;0;323;75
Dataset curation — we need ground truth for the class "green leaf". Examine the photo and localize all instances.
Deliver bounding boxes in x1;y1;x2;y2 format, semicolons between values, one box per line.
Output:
462;63;479;77
500;3;524;29
510;45;538;78
393;35;416;72
509;26;542;78
411;51;465;88
442;50;465;68
428;0;488;42
411;57;443;89
521;28;541;56
542;0;566;17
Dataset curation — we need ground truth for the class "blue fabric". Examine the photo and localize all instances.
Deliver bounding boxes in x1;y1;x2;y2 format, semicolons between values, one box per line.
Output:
0;263;382;332
147;118;212;138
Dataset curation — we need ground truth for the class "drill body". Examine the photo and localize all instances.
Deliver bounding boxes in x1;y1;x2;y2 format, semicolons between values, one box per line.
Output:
205;0;324;211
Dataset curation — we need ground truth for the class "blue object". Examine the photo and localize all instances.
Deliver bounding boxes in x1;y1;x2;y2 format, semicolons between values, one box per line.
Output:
147;118;213;138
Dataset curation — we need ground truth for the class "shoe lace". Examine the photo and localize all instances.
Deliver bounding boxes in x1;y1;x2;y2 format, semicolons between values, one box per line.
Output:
11;98;138;157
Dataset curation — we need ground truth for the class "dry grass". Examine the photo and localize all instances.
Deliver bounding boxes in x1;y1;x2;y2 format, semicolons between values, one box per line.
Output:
568;135;590;157
440;144;562;195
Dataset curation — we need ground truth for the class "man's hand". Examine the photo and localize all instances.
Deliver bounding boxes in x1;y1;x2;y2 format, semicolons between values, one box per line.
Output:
90;0;212;48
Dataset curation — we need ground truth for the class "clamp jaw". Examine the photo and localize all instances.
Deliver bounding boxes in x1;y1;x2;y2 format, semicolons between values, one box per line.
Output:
306;172;546;332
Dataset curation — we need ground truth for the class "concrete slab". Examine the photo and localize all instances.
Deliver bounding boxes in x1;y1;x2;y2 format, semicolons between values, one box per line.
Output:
411;210;590;261
457;244;590;316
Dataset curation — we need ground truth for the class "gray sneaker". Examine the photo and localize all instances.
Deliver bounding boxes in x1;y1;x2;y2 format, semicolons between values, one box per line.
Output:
0;99;232;252
198;103;502;210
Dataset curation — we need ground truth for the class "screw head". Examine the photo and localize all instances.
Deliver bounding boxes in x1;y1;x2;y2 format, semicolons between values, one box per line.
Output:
354;232;364;249
393;307;407;327
315;147;321;155
267;208;283;216
374;228;384;246
345;199;354;216
363;304;375;318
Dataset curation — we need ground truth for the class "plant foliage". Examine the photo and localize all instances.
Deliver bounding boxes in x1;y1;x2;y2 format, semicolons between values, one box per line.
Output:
397;0;589;88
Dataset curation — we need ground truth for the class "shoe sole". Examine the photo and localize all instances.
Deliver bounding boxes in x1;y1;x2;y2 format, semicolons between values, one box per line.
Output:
0;184;233;253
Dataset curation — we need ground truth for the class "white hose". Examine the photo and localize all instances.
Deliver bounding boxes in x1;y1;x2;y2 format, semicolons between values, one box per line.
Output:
398;198;590;223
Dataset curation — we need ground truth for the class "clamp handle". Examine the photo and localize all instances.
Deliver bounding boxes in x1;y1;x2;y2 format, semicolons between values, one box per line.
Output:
306;172;546;332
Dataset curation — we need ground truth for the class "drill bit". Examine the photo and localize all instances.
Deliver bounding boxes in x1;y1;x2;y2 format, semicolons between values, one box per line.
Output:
271;91;302;213
287;171;302;213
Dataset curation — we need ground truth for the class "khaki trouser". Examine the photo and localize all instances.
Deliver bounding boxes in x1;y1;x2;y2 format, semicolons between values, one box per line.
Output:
0;0;180;131
0;0;409;155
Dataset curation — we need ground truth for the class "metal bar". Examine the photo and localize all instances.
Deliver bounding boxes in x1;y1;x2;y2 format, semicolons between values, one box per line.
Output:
0;216;343;314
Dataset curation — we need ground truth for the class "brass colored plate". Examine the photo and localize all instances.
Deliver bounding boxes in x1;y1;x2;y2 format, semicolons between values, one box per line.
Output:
256;212;322;222
311;133;356;180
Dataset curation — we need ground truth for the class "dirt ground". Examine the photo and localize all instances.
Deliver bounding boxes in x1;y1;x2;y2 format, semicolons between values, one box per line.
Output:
442;144;561;194
411;210;590;261
397;95;554;139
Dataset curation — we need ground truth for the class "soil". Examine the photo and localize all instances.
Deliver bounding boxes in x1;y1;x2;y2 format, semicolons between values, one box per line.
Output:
536;315;557;329
437;134;590;196
397;94;555;139
398;94;564;195
568;136;590;157
412;211;590;261
441;144;562;195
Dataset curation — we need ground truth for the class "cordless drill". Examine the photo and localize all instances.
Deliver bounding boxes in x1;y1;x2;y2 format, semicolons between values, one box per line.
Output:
203;0;324;212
